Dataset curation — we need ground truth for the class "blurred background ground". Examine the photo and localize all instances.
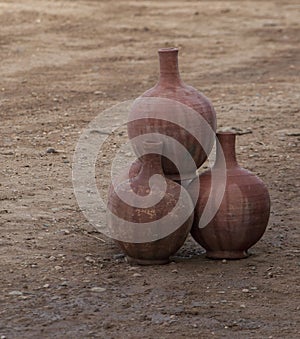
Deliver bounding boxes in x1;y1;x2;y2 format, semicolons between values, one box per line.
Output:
0;1;299;338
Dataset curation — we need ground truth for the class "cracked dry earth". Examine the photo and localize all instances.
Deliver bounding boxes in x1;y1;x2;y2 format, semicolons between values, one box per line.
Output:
0;1;299;338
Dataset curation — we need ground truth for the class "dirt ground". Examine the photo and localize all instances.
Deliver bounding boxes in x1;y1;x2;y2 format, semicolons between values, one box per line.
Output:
0;0;299;338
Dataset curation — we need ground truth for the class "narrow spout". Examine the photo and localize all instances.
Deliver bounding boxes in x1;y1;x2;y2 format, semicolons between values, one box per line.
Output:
158;48;182;85
215;132;239;169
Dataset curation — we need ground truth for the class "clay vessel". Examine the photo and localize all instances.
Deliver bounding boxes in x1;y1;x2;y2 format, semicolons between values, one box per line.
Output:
107;141;194;265
108;158;142;198
127;47;217;180
189;132;271;259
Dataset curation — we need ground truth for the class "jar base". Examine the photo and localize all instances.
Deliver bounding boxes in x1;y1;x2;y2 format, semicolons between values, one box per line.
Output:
126;256;170;266
206;250;249;260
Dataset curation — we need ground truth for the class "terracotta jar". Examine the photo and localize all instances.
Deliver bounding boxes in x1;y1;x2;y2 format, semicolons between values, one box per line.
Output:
127;47;217;181
189;132;271;259
107;141;194;265
108;158;142;198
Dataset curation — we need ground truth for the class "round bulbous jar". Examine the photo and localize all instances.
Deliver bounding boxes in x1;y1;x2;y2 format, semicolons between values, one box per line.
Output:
189;132;271;259
127;47;217;180
107;141;194;265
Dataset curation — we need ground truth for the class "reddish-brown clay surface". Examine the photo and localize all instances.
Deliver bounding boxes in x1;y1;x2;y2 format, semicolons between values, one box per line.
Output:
0;1;299;338
128;47;216;178
190;132;271;259
108;141;193;265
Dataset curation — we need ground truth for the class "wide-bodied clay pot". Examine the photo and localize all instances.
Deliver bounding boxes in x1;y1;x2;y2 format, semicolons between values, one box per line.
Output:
127;47;217;180
107;141;194;265
189;132;271;259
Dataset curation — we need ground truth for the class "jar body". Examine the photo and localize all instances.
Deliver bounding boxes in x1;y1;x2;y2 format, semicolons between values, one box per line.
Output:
189;132;271;259
107;143;194;265
127;48;216;179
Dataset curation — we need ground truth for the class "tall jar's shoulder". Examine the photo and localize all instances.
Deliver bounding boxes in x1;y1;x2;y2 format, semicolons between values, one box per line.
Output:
137;83;216;112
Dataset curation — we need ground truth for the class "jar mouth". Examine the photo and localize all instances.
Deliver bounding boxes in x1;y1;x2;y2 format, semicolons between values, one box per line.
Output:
142;140;163;153
158;47;178;53
144;140;162;144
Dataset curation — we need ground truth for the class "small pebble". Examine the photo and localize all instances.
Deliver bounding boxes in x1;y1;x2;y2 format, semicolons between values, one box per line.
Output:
102;321;113;329
242;288;249;293
90;287;106;293
85;256;95;264
46;147;58;154
133;273;142;277
128;266;139;271
9;291;23;296
19;296;29;300
113;253;125;260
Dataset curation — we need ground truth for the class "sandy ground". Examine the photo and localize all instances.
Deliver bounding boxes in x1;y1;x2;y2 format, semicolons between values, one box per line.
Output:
0;1;299;338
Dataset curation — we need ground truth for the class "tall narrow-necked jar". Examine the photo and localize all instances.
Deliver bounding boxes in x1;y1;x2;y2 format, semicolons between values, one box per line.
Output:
127;48;217;181
189;132;271;259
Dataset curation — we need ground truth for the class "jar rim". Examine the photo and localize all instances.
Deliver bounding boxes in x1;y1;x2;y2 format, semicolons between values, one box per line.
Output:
158;47;179;53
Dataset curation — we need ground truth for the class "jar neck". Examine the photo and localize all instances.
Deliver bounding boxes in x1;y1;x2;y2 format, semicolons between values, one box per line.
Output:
157;48;182;86
131;141;164;192
138;153;164;178
130;153;163;195
214;132;239;169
